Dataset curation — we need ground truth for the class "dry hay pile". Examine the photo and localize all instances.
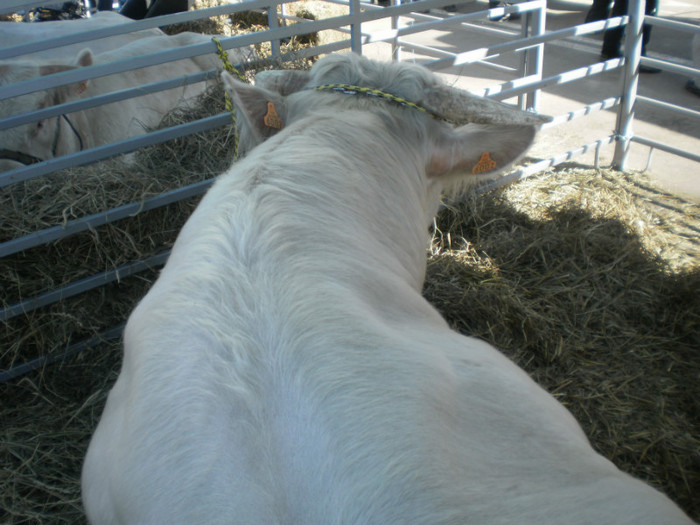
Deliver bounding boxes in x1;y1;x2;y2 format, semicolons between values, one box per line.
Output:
426;168;700;518
1;159;698;522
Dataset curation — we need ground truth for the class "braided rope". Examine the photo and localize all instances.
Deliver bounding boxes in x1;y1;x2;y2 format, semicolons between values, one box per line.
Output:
314;84;455;124
212;37;247;160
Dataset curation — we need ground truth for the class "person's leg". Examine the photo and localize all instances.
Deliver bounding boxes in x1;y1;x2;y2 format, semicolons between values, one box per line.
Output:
144;0;188;17
585;0;613;23
640;0;657;55
119;0;148;18
601;0;626;58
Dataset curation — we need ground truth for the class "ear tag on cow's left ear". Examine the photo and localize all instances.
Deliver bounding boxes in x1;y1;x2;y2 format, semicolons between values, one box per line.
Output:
472;152;496;174
78;81;88;95
264;101;283;130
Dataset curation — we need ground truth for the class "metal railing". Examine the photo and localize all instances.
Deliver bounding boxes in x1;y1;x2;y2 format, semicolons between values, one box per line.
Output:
613;0;700;168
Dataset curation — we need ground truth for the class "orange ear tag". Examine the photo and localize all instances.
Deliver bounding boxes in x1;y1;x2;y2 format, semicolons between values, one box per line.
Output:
472;152;497;174
263;101;283;130
78;81;88;95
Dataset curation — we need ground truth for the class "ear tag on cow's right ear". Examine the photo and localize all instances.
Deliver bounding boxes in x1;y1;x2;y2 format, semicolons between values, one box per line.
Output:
472;152;496;174
263;101;283;130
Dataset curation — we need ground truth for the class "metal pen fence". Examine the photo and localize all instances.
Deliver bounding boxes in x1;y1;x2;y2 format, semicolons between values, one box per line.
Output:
1;0;698;381
614;0;700;168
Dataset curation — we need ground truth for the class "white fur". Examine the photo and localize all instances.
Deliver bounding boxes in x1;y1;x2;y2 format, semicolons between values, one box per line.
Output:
0;12;164;60
81;53;693;525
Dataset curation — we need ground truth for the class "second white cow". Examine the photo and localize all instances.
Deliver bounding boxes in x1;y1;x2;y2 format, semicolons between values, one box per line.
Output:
0;12;164;60
81;53;693;525
0;30;249;171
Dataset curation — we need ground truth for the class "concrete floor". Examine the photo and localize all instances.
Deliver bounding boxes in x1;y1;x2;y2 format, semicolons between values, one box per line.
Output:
364;0;700;200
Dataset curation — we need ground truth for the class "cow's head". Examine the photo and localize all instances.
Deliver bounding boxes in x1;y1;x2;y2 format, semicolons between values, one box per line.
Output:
222;53;549;189
0;49;93;172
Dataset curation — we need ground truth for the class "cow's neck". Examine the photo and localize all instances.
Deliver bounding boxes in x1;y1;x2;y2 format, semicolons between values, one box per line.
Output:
178;114;439;322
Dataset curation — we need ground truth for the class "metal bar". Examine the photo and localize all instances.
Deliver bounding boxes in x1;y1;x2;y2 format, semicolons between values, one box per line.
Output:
268;1;282;57
420;45;519;73
0;70;217;131
0;113;233;189
350;0;363;54
613;0;643;169
381;0;545;39
1;251;170;322
422;17;627;71
630;136;700;163
0;0;48;15
0;179;213;258
0;0;474;98
0;16;349;101
518;12;530;111
639;57;700;77
542;97;622;128
642;16;700;33
475;135;617;194
0;323;126;383
391;0;401;61
635;95;700;120
341;0;486;26
0;0;287;59
484;58;623;100
525;0;546;112
264;39;352;62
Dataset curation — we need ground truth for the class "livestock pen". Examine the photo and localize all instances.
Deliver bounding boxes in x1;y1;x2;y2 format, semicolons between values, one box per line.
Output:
1;0;699;522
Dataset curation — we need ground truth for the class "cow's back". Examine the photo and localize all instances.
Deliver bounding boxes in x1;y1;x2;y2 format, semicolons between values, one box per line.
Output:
0;12;163;61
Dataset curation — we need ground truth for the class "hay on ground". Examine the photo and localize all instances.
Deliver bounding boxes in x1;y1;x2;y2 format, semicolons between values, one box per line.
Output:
425;167;699;518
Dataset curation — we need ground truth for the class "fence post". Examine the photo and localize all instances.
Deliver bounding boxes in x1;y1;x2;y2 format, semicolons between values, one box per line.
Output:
268;1;281;57
391;0;401;61
527;2;547;111
350;0;363;55
613;0;644;169
521;0;546;112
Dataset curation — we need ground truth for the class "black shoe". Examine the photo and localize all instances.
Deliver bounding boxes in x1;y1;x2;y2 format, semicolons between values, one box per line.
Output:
600;51;622;61
585;8;609;23
685;79;700;97
488;0;510;21
639;64;661;74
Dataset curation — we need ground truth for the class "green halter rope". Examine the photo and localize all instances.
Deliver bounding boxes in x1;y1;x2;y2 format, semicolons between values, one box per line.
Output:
212;37;247;160
313;84;455;125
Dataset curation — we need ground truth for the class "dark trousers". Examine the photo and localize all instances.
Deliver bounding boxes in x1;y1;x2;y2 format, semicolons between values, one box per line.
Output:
120;0;188;19
586;0;658;57
88;0;114;9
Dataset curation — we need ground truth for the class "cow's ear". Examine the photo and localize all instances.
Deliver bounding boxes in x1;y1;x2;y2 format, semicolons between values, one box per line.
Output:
75;48;94;68
221;71;287;143
426;123;538;179
38;49;93;101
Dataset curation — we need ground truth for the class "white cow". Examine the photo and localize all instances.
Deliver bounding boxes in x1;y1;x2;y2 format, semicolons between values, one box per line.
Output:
0;11;164;60
81;53;693;525
0;30;249;171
